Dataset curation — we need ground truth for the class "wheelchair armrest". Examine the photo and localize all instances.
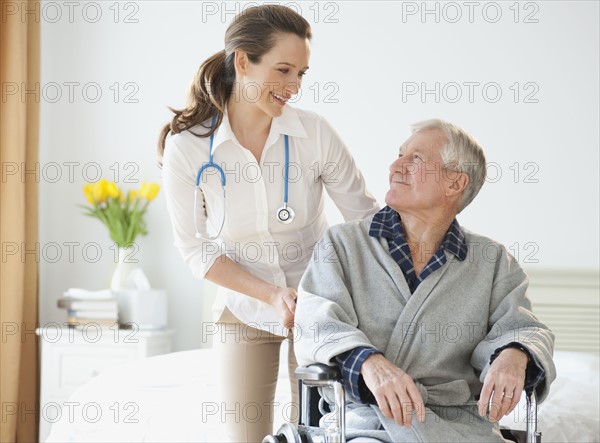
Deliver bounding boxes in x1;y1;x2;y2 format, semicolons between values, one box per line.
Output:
296;364;346;436
295;364;341;382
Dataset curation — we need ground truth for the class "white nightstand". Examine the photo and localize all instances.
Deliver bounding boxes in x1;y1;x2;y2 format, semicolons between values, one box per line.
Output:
35;326;175;442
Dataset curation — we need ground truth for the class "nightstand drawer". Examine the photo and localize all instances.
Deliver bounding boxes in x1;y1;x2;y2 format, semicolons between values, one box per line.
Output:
46;345;137;397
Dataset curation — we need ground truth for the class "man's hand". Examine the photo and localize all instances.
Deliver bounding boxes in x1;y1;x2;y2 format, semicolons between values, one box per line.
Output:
478;348;528;421
360;354;426;427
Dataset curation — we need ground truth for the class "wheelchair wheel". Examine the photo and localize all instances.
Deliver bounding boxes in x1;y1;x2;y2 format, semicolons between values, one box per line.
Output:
262;423;309;443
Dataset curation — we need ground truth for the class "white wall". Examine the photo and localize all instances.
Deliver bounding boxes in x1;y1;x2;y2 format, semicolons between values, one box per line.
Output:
38;1;599;351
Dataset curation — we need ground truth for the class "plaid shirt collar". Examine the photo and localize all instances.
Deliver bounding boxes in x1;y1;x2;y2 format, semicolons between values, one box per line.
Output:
369;206;467;292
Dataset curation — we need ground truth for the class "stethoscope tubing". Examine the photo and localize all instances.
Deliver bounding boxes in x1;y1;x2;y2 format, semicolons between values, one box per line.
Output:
194;115;294;239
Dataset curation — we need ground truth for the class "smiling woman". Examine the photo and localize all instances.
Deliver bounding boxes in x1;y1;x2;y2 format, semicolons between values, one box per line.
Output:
157;6;312;165
157;4;379;442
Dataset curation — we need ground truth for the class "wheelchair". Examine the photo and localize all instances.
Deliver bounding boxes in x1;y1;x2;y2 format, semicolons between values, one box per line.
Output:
263;364;541;443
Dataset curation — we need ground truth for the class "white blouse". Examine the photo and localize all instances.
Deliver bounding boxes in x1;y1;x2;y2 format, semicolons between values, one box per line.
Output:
161;105;379;336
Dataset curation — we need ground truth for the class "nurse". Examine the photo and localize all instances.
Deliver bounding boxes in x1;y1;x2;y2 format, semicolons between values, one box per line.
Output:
158;5;379;442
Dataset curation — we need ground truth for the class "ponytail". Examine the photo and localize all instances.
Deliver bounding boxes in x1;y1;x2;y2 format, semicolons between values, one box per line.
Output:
157;50;234;166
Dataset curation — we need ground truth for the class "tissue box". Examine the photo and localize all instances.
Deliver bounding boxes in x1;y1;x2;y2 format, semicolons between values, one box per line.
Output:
115;289;167;330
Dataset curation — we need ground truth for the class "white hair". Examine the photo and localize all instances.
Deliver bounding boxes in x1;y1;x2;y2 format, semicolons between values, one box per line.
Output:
410;119;487;212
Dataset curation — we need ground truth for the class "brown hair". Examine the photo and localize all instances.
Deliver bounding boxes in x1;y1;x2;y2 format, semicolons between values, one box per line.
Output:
157;5;312;165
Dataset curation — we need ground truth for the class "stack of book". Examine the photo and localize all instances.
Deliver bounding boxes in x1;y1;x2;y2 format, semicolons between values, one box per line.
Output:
58;289;118;328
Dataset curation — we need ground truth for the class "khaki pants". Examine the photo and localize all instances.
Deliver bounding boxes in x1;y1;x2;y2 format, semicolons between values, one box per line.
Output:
214;307;299;443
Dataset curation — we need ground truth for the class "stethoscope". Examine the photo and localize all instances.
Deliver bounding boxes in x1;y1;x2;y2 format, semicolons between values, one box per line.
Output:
194;115;295;240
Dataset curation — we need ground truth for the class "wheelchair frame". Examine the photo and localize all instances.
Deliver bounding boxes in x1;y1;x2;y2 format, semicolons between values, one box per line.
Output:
263;364;541;443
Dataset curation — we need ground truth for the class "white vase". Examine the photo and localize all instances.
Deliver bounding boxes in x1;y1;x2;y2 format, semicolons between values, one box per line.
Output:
110;247;139;291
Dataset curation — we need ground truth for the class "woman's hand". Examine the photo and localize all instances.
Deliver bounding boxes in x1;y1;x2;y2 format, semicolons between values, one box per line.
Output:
205;258;298;329
268;286;297;329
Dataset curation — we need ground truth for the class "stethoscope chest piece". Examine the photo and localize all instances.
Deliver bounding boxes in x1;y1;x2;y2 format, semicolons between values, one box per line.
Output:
276;204;295;224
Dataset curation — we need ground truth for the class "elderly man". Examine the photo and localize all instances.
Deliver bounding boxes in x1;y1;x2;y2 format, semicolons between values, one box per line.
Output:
295;119;556;442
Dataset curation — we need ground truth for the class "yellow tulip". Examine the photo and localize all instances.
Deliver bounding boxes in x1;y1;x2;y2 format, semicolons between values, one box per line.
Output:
83;179;108;205
107;181;120;199
83;183;95;204
139;182;160;201
128;190;138;201
94;179;109;204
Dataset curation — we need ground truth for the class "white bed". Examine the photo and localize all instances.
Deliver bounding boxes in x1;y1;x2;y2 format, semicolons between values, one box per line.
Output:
44;345;292;443
45;346;599;443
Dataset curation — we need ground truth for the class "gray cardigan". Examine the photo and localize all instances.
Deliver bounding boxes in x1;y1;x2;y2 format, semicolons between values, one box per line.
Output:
295;216;556;442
